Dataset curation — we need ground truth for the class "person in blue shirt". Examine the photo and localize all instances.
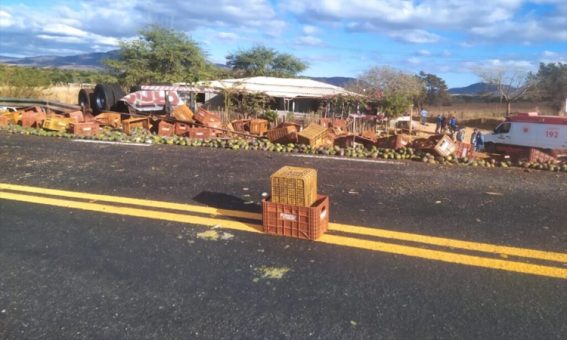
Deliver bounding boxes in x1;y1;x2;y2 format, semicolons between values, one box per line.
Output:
449;116;457;134
435;114;442;134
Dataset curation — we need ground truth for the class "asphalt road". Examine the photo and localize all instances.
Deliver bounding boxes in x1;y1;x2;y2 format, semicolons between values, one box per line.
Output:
1;132;566;339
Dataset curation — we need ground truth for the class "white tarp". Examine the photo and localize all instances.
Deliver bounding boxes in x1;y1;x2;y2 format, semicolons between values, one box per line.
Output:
193;77;358;99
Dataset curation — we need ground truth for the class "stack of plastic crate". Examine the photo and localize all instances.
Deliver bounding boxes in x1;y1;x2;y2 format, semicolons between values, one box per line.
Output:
262;166;329;240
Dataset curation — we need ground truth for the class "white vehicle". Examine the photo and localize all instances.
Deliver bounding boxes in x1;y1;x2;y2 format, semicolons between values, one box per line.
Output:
484;112;567;155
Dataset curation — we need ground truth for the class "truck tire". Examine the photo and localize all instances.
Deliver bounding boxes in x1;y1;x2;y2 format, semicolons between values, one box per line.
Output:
93;84;114;114
484;142;495;153
109;84;126;112
78;89;94;111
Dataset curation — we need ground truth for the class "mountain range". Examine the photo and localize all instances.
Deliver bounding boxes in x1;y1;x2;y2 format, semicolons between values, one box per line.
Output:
0;51;491;94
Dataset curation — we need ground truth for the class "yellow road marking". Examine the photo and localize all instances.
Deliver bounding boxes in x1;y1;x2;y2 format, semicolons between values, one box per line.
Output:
318;235;567;279
2;182;567;264
1;191;566;280
328;223;567;264
0;183;260;220
0;192;263;234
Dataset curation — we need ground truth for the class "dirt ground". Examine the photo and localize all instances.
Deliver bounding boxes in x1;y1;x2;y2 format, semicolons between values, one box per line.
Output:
406;117;491;146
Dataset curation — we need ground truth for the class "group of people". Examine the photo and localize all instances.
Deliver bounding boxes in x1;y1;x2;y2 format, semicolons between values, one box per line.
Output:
434;113;458;135
420;109;484;151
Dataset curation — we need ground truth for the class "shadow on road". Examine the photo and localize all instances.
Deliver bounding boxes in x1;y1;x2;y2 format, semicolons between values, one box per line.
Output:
193;191;262;214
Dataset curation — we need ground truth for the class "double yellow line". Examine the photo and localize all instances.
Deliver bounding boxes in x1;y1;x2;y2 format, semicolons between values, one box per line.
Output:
1;183;566;279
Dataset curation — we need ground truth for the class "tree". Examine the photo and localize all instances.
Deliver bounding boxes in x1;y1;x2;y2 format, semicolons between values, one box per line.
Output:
104;25;209;86
475;67;535;116
226;46;307;77
354;66;423;117
381;94;413;118
417;71;450;106
531;62;567;115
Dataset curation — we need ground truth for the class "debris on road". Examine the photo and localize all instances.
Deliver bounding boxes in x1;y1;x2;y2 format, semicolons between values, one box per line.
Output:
253;266;291;281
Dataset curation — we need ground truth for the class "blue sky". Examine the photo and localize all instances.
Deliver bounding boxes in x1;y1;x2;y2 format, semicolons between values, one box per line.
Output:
1;0;566;87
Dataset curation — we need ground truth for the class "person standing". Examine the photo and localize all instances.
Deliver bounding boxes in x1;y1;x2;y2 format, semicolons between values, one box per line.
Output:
435;114;442;134
420;108;428;125
441;114;448;134
449;116;457;134
475;130;484;151
456;127;465;142
471;128;484;151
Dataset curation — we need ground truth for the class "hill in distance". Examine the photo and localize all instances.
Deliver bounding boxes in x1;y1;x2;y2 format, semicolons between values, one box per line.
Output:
448;82;501;96
0;50;119;70
1;50;489;93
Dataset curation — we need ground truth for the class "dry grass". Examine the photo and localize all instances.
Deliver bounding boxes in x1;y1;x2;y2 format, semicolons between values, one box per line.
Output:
426;102;556;120
41;85;83;104
0;84;83;104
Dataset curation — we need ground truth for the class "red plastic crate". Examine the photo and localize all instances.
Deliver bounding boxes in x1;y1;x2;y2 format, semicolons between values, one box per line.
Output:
21;111;45;128
528;148;556;163
188;127;212;140
71;122;100;136
454;141;473;158
175;122;190;136
67;111;84;123
158;121;174;137
262;195;329;241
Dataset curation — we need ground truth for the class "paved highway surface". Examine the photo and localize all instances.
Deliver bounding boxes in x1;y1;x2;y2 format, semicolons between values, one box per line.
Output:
1;132;566;339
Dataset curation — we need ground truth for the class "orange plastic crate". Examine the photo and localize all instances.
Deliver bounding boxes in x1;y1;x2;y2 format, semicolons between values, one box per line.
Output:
271;166;317;207
95;112;122;128
262;195;329;240
71;122;100;136
250;119;269;135
67;111;84;123
297;123;328;147
122;117;149;135
266;125;296;143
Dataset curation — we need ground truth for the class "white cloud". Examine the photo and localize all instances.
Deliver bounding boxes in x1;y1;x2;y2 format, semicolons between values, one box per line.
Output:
540;50;567;63
406;57;422;65
464;59;536;74
297;35;323;46
217;32;238;41
417;49;431;56
283;0;567;44
0;10;14;28
391;29;440;44
43;24;89;38
302;25;318;35
0;0;285;57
